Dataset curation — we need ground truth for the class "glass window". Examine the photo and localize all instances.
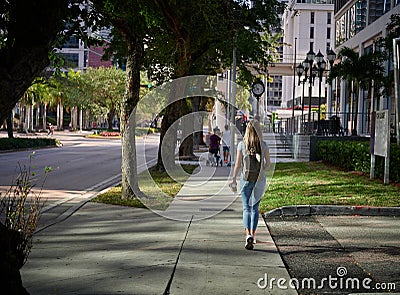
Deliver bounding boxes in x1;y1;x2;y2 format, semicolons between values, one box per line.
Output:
62;53;79;68
311;12;315;24
64;36;79;48
310;42;314;51
310;27;314;39
327;12;332;24
327;27;331;39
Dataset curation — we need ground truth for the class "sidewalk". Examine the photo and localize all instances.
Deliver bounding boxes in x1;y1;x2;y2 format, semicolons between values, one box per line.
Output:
21;165;295;294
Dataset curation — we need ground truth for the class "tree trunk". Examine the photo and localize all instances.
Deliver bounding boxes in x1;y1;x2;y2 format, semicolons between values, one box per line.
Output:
0;224;29;295
192;96;206;148
43;103;47;131
107;109;115;131
352;83;359;136
121;38;144;199
178;99;196;160
35;101;40;130
157;100;179;171
6;112;13;138
58;102;64;131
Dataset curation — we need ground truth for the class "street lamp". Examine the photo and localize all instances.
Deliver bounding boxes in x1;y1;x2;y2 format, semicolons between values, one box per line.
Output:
296;61;305;132
326;48;337;116
315;50;326;134
296;57;316;134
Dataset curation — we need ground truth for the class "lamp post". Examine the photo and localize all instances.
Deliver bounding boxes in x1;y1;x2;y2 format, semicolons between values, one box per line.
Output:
296;61;306;133
326;48;337;116
296;56;316;134
315;50;326;135
297;49;336;135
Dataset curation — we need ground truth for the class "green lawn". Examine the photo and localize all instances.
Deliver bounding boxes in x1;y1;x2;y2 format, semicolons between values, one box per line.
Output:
260;162;400;213
92;164;198;209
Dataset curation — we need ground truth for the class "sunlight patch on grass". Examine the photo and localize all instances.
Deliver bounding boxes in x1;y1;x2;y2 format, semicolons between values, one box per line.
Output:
260;162;400;213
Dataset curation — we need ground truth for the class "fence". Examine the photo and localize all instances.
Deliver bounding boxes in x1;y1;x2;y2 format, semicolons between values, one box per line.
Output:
272;112;396;137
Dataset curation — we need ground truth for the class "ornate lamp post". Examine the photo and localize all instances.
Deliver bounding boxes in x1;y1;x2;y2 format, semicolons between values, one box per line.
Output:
315;50;326;134
326;48;337;116
296;55;316;134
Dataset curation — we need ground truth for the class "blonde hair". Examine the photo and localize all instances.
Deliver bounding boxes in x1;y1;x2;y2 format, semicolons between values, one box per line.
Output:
243;120;263;155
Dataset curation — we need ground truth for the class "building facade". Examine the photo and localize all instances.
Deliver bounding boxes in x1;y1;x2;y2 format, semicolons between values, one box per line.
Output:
282;0;335;112
333;0;400;135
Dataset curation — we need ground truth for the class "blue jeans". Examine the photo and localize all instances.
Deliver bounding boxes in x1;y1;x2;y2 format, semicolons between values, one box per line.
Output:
240;178;266;231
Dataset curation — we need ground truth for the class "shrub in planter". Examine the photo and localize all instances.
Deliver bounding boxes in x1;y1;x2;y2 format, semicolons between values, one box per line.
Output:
0;138;58;150
316;140;400;183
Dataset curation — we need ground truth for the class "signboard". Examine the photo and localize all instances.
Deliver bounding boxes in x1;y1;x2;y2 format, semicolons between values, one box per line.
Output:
374;110;390;157
370;110;390;184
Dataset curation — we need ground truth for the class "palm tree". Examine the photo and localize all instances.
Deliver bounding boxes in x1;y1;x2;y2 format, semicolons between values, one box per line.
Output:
328;47;386;135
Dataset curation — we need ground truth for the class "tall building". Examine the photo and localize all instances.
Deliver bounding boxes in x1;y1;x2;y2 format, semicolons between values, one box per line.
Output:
333;0;400;135
281;0;335;111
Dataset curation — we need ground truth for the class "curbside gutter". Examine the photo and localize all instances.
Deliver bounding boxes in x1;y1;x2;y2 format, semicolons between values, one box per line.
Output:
264;205;400;218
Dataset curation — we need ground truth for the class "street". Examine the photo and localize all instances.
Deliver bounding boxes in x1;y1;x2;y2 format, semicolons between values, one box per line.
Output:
0;132;159;225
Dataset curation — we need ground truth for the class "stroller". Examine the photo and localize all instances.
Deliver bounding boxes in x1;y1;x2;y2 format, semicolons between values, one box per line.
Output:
207;146;222;167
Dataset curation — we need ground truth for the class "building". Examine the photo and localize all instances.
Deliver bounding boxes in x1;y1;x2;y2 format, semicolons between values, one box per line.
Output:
333;0;400;135
281;0;335;115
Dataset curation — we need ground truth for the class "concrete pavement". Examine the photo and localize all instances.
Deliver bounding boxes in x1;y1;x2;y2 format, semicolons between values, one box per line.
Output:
20;162;400;294
21;165;295;295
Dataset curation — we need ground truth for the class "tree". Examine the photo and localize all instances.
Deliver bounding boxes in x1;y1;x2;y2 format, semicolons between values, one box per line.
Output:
150;0;284;169
81;67;125;130
328;47;386;136
0;0;91;136
91;0;160;199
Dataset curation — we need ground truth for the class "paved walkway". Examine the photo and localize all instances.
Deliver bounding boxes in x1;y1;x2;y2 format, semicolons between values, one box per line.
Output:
21;165;295;294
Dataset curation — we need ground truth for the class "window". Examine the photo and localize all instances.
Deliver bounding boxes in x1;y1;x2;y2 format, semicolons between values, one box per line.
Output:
327;12;332;24
326;42;331;52
64;36;79;48
327;27;331;39
62;53;79;68
310;42;314;51
311;12;315;24
310;27;314;39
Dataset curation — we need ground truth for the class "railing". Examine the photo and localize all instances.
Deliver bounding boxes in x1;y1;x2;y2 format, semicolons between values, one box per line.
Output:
272;112;396;137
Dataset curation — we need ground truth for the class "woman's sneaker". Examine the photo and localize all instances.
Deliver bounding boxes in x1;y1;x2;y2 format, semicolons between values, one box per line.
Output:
245;235;254;250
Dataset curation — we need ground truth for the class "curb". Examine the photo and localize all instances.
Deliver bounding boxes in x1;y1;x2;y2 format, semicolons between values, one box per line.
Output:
264;205;400;218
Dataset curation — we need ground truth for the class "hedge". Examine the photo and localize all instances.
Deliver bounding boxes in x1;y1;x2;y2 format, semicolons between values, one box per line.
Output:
316;140;400;183
0;138;59;151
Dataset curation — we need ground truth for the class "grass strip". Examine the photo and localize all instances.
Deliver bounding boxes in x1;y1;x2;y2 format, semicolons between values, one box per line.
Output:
260;161;400;213
92;164;198;208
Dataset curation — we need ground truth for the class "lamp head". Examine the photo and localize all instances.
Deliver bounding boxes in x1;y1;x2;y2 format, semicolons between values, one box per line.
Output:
327;48;336;66
307;49;316;62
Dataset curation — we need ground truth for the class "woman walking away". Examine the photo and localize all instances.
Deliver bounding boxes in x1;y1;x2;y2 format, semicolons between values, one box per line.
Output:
229;120;270;250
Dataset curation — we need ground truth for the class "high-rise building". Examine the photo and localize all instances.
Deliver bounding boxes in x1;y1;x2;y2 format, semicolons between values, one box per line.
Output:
333;0;400;135
281;0;335;112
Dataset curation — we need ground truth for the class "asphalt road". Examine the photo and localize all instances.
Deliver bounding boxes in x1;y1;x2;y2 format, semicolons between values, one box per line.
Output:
0;132;159;206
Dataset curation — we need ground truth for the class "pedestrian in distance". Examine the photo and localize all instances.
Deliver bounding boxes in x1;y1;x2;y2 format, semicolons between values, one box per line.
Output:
229;120;271;250
48;123;54;136
209;127;222;166
222;124;231;166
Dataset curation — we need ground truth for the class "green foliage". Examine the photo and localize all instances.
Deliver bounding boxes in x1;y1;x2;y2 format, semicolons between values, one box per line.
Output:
0;138;58;151
92;164;198;208
316;140;400;183
0;154;50;268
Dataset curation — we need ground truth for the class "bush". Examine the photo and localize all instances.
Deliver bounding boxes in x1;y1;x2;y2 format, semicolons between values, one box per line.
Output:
0;138;59;151
316;140;400;183
0;154;50;293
